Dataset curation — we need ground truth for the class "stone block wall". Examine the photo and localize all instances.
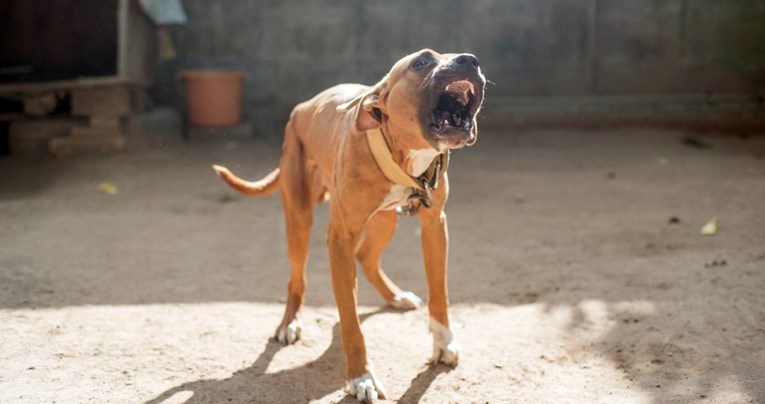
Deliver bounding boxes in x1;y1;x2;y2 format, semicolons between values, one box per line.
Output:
157;0;765;132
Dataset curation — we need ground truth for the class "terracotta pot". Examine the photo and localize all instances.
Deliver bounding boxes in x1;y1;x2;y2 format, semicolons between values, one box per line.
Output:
181;70;246;127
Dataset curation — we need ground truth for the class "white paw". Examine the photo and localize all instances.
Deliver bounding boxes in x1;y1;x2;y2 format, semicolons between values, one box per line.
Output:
275;319;302;345
389;291;423;310
347;370;387;402
429;318;459;366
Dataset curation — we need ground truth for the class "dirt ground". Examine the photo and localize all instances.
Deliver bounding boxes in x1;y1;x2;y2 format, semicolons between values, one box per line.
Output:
1;127;764;403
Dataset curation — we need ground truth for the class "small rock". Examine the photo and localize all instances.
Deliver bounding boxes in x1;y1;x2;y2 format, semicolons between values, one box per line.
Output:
682;136;712;149
219;193;234;203
705;259;728;268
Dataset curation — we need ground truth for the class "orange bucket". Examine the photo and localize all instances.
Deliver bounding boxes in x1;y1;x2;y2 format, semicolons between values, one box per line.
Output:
181;70;246;126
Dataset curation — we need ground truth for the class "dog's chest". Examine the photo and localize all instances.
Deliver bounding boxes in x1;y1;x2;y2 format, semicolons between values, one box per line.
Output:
376;149;440;211
378;184;410;211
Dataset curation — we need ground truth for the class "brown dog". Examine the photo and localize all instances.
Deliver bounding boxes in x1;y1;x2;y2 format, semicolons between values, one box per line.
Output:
213;49;485;402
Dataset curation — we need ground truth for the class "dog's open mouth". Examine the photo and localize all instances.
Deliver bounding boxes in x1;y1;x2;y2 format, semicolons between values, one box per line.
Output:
430;80;477;134
427;78;483;150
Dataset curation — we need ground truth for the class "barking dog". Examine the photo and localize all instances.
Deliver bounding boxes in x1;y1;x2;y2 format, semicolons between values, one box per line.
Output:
213;49;485;402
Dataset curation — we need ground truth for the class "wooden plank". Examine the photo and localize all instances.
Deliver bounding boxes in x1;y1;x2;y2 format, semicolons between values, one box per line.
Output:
122;0;156;85
0;76;126;94
0;113;27;121
117;0;130;83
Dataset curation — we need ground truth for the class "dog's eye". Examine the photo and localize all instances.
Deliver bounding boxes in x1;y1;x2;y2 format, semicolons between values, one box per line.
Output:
411;59;429;69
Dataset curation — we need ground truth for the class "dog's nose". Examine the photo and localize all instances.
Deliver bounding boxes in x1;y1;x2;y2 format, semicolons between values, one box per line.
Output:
453;54;479;68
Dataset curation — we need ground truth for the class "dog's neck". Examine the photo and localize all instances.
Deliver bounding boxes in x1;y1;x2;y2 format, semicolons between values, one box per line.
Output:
380;123;441;177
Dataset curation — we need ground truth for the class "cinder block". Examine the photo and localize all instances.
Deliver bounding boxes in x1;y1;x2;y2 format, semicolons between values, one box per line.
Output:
89;115;125;127
49;135;126;157
71;86;132;118
70;121;125;140
8;118;80;158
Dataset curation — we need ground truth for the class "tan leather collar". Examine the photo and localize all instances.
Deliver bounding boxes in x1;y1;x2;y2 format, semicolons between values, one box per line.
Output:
366;128;448;192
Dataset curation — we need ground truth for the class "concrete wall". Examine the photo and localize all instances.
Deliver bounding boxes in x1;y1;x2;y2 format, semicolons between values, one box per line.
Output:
159;0;765;131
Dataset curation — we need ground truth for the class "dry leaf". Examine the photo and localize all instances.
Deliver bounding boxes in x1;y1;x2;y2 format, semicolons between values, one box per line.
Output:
98;182;118;195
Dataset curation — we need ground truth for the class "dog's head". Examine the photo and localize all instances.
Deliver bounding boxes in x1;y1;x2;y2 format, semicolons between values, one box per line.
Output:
342;49;486;151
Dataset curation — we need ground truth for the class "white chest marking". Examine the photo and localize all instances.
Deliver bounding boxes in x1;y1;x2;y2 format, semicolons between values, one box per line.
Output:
374;149;440;213
408;148;441;177
378;184;409;211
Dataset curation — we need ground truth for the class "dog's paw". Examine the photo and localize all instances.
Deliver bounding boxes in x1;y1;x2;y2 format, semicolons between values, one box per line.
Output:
347;371;387;402
274;319;302;345
431;339;460;366
429;318;459;366
389;291;423;310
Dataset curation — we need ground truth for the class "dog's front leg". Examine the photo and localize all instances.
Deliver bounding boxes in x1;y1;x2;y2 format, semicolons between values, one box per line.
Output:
327;208;387;402
419;183;459;366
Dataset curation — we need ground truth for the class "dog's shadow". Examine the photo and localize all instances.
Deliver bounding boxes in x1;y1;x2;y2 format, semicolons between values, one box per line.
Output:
144;308;449;403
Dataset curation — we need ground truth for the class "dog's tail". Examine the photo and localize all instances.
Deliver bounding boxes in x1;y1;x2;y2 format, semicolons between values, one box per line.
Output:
211;165;281;197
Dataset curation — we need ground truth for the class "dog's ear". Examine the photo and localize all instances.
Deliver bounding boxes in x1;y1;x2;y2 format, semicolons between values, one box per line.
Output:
337;92;382;132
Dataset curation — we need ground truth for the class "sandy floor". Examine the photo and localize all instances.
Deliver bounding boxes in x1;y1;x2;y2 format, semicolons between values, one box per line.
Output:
1;127;764;403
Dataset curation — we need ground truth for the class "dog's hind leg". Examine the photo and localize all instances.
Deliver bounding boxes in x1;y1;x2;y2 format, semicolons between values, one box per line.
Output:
274;133;314;345
356;210;423;310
